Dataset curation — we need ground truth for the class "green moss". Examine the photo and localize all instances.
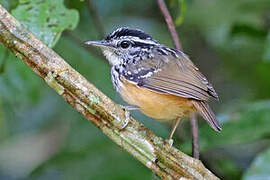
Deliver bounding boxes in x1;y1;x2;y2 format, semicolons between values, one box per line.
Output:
88;94;101;105
44;71;64;95
86;106;96;114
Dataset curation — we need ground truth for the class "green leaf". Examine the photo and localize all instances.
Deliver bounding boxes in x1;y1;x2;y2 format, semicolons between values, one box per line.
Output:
11;0;79;47
243;148;270;180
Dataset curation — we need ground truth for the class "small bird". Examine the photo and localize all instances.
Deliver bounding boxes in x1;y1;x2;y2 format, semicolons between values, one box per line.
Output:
85;27;221;141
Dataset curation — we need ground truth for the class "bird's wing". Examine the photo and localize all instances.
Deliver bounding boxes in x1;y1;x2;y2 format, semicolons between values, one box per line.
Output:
123;49;218;101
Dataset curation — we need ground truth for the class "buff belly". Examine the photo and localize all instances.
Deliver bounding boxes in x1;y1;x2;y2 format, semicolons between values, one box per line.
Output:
119;78;196;122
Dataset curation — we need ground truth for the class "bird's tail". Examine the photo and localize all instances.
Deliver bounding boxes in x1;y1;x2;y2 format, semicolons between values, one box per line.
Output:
192;101;222;132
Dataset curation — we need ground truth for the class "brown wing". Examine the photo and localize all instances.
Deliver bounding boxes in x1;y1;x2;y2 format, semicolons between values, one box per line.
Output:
122;49;221;131
123;50;218;101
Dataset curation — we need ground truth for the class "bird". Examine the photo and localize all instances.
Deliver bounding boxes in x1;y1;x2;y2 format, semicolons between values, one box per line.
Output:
85;27;221;142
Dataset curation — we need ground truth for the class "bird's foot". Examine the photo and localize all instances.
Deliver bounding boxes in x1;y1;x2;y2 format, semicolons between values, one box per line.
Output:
166;139;174;148
119;105;139;129
165;118;181;148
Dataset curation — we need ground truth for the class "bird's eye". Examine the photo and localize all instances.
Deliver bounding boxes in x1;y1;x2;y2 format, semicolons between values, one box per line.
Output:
120;41;131;49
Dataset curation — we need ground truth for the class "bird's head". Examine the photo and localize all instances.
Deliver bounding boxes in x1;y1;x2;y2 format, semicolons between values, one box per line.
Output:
85;27;159;66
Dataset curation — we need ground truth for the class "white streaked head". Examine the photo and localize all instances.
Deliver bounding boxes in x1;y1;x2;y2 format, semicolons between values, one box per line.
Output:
85;27;159;66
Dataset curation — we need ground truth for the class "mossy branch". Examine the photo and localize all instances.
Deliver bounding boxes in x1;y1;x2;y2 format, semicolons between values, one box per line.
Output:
0;6;219;180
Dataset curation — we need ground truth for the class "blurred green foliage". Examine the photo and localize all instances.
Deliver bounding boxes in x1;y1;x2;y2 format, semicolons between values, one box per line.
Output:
170;0;186;26
182;100;270;151
12;0;79;47
0;0;270;179
243;148;270;180
263;32;270;62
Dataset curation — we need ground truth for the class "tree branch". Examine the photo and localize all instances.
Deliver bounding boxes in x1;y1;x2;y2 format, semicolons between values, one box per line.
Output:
0;6;218;180
191;114;199;159
157;0;200;159
157;0;182;50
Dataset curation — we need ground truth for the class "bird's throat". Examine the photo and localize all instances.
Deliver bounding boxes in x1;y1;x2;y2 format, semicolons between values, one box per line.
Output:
102;49;120;66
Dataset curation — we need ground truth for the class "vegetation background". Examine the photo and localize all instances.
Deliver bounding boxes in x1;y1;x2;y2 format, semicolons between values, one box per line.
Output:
0;0;270;179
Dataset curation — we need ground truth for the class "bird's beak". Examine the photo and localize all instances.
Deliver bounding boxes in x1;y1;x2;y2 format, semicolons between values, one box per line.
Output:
85;40;113;48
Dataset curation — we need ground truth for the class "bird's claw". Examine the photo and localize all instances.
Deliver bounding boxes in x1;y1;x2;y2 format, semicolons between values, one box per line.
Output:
119;105;139;129
121;109;130;129
166;139;174;148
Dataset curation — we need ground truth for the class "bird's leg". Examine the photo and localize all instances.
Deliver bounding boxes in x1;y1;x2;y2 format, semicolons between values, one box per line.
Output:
167;118;181;147
119;105;139;129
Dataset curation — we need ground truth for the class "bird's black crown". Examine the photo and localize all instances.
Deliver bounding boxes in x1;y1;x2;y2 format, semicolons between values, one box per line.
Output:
105;27;153;41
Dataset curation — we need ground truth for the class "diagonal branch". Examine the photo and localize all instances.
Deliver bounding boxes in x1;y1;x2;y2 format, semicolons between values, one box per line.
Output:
0;6;218;180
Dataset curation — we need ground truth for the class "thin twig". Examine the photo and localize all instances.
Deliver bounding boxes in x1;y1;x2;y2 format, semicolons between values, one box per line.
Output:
191;113;199;159
0;5;218;179
87;0;105;38
157;0;182;50
157;0;200;159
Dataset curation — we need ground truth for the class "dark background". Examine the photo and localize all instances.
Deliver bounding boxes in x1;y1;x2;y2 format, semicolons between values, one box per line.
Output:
0;0;270;179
